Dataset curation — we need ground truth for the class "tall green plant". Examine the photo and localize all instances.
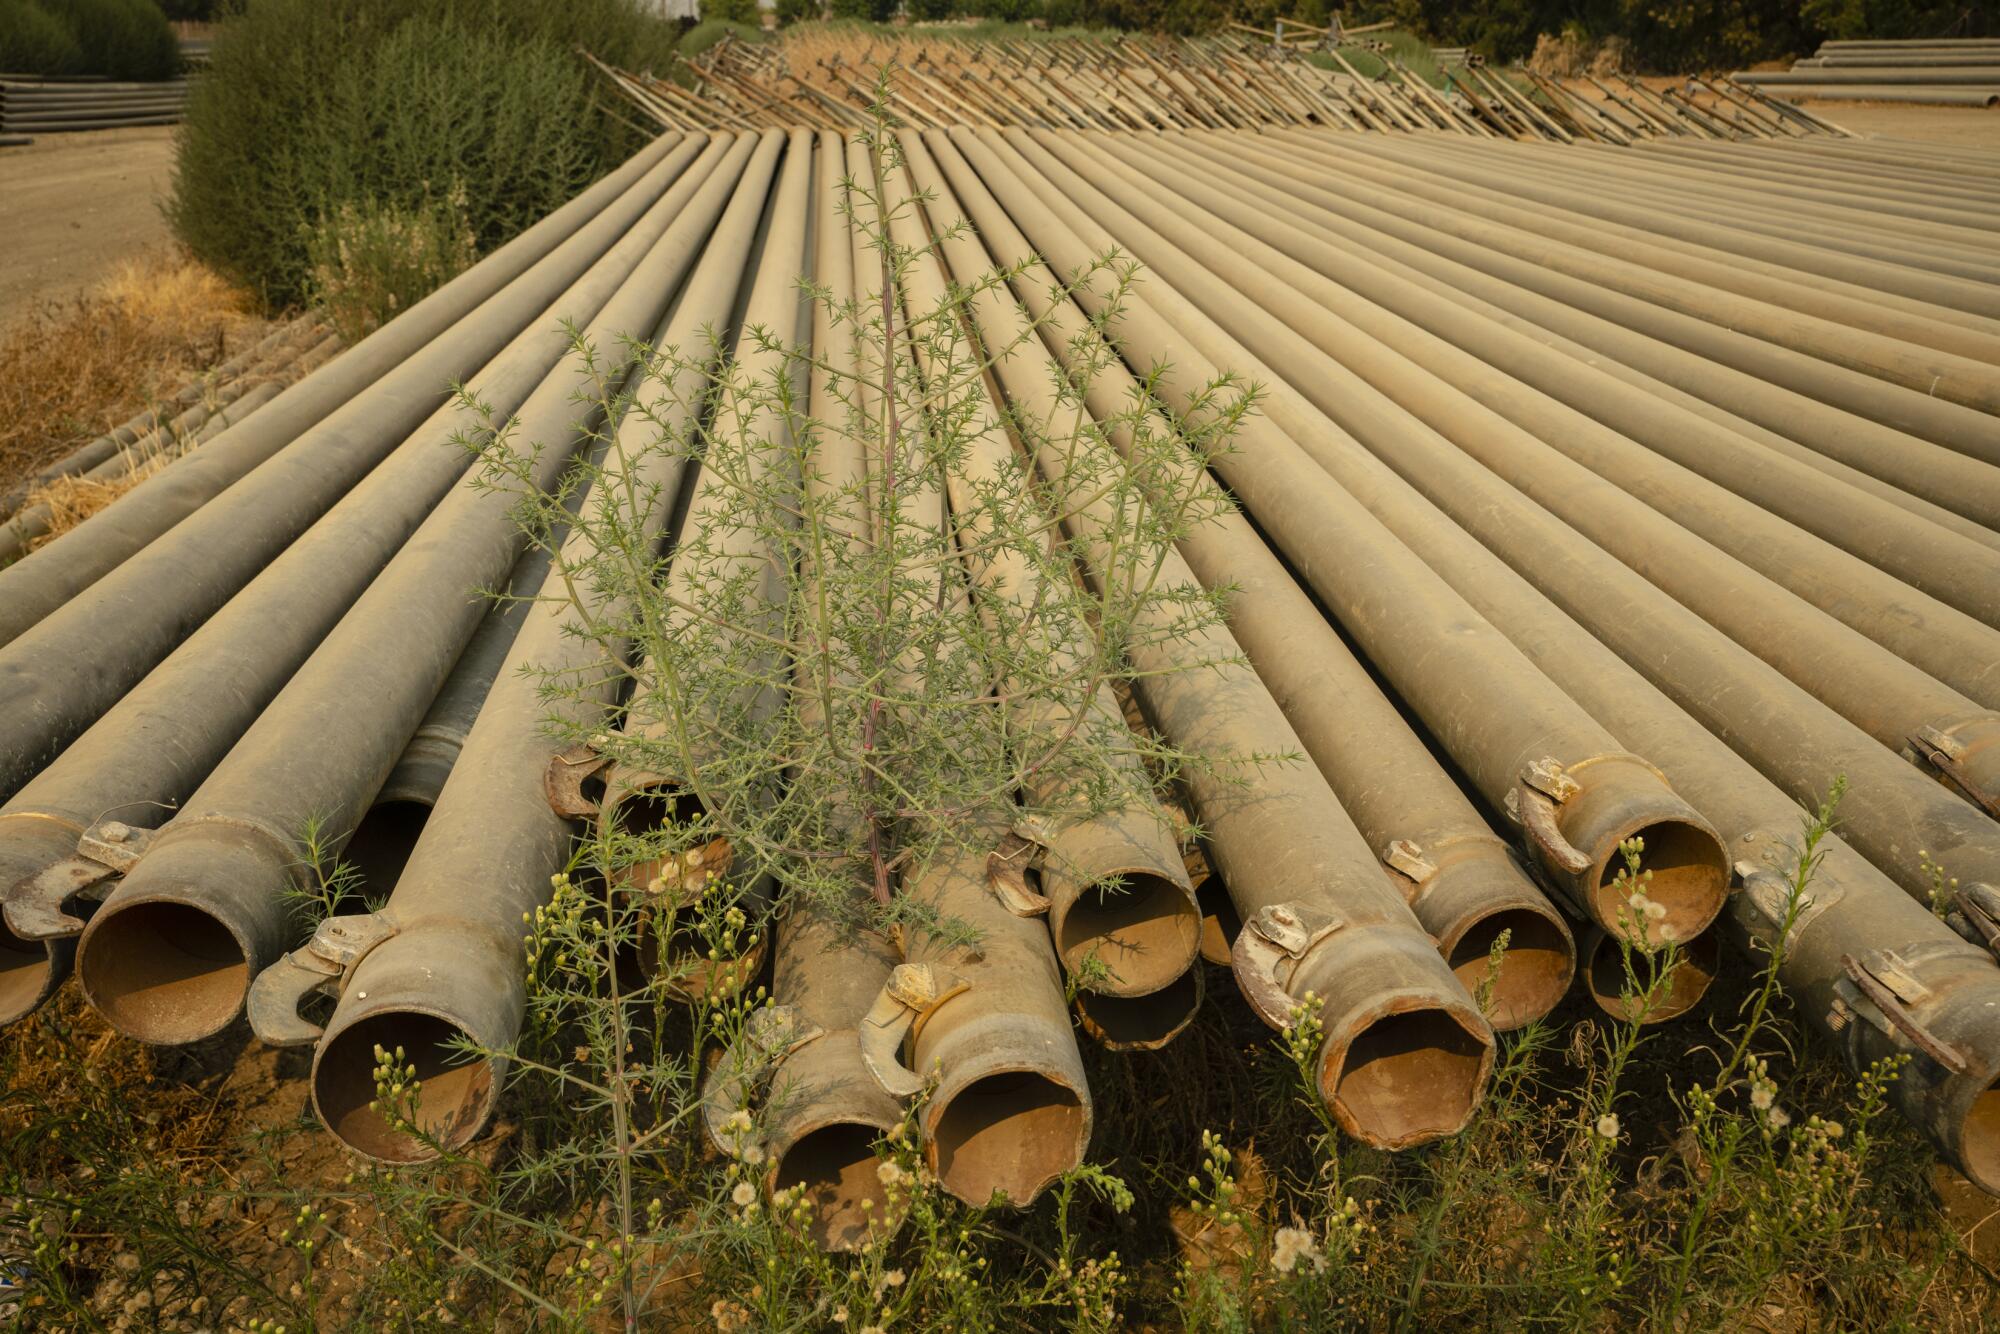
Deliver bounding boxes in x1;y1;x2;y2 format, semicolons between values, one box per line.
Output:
169;0;678;307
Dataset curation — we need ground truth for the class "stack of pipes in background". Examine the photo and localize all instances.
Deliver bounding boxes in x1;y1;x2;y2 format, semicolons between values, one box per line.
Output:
594;31;1833;143
0;76;191;144
0;121;1998;1243
0;312;343;564
1736;37;2000;108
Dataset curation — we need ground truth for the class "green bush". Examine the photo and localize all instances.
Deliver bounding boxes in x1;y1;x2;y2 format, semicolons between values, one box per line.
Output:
773;0;817;23
0;0;84;74
908;0;956;19
827;0;894;21
702;0;762;24
40;0;179;80
169;0;679;309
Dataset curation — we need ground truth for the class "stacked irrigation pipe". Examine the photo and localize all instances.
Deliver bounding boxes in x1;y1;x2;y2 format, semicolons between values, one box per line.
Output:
1737;37;2000;107
0;77;191;136
2;118;2000;1236
594;30;1828;144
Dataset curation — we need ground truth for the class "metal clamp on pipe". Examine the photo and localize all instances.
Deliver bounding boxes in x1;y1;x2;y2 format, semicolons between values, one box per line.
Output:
859;962;971;1099
3;818;145;942
1505;753;1730;947
1908;718;2000;821
246;912;399;1048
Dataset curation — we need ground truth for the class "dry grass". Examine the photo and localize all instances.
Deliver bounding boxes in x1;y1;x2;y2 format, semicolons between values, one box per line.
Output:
23;449;175;549
0;250;263;498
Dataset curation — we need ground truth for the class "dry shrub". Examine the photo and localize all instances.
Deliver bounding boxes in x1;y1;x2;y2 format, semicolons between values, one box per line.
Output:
1528;29;1631;78
23;449;174;550
306;186;479;343
0;250;259;497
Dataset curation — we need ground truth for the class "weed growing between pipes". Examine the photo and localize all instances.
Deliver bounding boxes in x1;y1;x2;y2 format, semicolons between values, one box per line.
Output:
1;781;1996;1325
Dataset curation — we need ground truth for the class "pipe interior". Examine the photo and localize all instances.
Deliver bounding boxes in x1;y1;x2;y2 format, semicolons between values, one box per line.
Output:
1585;928;1720;1023
79;901;247;1042
0;922;50;1023
1445;909;1573;1031
342;799;432;901
1077;967;1200;1049
773;1122;894;1251
1962;1083;2000;1195
314;1011;494;1162
1324;1007;1487;1143
1056;871;1198;993
1591;819;1728;945
930;1069;1085;1205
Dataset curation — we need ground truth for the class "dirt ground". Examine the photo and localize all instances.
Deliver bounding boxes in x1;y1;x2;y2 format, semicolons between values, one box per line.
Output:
1792;101;2000;147
0;127;178;328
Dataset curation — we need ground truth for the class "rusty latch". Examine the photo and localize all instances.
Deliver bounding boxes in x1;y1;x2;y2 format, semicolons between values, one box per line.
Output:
700;1004;826;1154
245;913;398;1048
859;963;970;1098
1381;839;1437;887
1908;724;2000;821
986;830;1050;917
543;743;614;819
1835;953;1969;1075
1229;901;1344;1030
1946;882;2000;960
1510;781;1591;877
3;857;119;941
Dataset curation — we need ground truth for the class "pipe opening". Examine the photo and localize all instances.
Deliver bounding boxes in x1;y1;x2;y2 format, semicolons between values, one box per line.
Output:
314;1011;494;1162
343;800;431;900
1444;909;1573;1032
773;1122;895;1251
1962;1083;2000;1194
0;922;51;1024
79;901;247;1043
1322;1007;1487;1146
1583;928;1720;1024
929;1069;1085;1205
1589;819;1728;945
1056;871;1199;995
1076;966;1200;1050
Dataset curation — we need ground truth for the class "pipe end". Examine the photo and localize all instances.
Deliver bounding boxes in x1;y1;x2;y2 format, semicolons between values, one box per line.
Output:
1053;870;1202;997
1319;999;1493;1149
77;899;251;1045
312;1009;498;1162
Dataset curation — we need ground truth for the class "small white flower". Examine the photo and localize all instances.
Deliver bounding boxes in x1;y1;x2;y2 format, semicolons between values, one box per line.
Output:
1750;1086;1774;1110
1595;1113;1620;1140
1825;1120;1845;1140
730;1181;757;1209
877;1159;909;1189
831;1307;849;1325
1270;1225;1323;1275
883;1268;905;1288
1627;891;1652;915
741;1143;766;1166
1766;1106;1792;1130
1644;900;1668;923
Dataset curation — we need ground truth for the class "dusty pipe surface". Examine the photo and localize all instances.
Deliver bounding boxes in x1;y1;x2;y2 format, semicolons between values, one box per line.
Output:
1160;138;2000;546
0;138;708;798
1232;140;2000;536
0;134;689;645
1579;925;1721;1026
1156;132;2000;613
705;138;906;1253
69;137;758;1046
916;131;1494;1151
0;139;714;1022
954;127;1728;947
294;131;801;1161
898;139;1568;1028
1258;132;2000;468
880;150;1196;1000
1064;132;2000;753
347;540;555;901
985;128;2000;910
1334;427;2000;1191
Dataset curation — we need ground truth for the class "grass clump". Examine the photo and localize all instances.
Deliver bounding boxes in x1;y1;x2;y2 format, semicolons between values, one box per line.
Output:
305;184;479;342
169;0;681;311
0;251;256;499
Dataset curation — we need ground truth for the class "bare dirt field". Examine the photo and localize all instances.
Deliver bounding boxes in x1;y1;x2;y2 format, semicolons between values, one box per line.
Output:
0;127;178;327
1795;101;2000;148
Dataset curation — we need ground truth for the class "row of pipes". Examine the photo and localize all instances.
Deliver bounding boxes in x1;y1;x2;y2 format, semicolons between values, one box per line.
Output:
1736;36;2000;107
1;123;1998;1248
0;77;190;138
